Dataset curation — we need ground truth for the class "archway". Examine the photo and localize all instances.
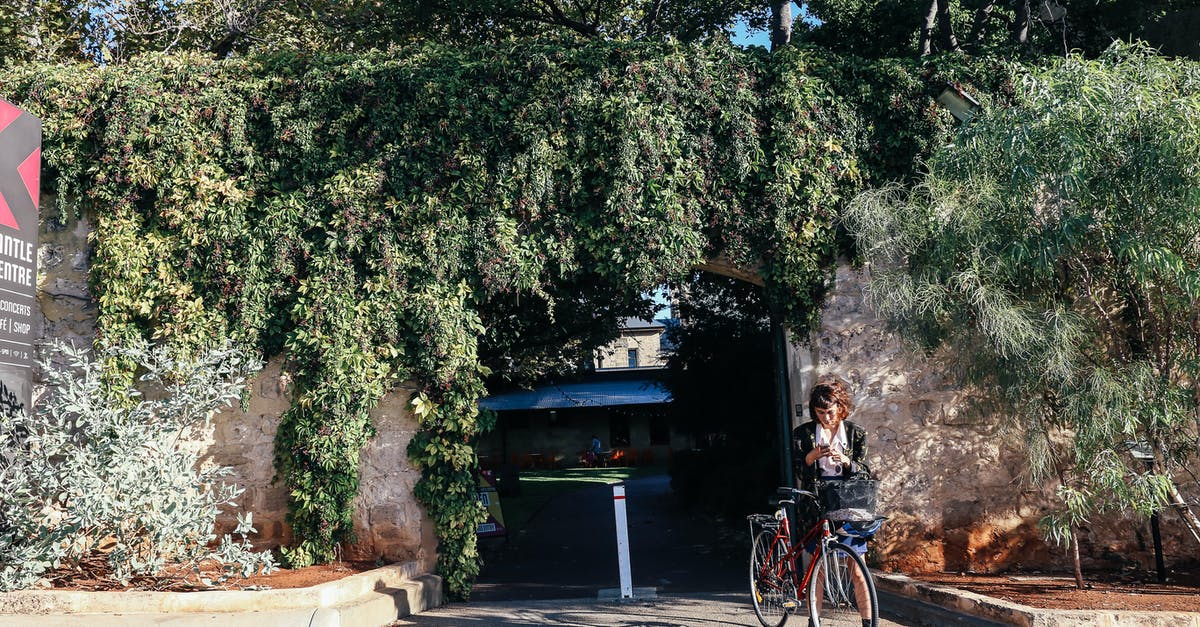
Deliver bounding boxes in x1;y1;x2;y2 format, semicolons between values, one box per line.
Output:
11;39;859;598
469;265;797;601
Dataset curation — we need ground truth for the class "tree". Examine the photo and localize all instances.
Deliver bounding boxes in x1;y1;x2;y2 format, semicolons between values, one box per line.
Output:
844;43;1200;587
800;0;1200;59
0;0;286;65
1;0;774;65
477;280;658;387
0;0;91;65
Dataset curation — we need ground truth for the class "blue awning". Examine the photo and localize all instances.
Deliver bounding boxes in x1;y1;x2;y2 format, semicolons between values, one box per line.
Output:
478;378;671;411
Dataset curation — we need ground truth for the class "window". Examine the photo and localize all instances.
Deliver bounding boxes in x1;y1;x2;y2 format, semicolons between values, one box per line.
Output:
610;413;631;447
627;348;638;368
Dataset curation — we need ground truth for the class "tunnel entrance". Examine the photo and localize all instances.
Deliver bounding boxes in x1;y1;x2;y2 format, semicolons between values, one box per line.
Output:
471;269;796;600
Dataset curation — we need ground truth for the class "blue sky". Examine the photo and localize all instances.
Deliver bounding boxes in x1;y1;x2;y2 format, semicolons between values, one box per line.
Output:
729;3;809;48
731;20;772;49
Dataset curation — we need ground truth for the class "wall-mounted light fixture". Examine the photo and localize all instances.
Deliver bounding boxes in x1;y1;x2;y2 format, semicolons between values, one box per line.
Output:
936;83;982;122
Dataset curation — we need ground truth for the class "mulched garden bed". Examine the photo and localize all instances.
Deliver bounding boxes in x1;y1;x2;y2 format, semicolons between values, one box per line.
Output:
908;567;1200;612
40;557;382;592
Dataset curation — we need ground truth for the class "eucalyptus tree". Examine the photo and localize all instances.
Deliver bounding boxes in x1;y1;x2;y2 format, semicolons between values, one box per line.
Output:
843;43;1200;586
0;0;281;64
800;0;1200;59
0;0;91;65
1;0;775;65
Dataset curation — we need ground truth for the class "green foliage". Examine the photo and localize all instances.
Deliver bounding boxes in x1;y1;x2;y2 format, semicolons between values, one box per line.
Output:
801;1;1200;60
0;0;769;66
351;0;769;44
0;340;275;591
844;42;1200;547
0;40;885;597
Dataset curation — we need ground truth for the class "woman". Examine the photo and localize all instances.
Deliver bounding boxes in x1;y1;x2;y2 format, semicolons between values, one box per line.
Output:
793;377;869;494
792;376;873;627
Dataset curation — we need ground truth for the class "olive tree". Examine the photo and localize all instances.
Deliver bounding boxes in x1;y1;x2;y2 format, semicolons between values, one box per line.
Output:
843;42;1200;586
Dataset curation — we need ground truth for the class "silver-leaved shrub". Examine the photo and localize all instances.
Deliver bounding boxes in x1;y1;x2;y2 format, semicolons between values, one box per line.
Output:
0;339;277;590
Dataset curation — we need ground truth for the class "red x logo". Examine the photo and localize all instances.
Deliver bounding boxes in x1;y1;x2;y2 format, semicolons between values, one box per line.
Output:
0;99;42;232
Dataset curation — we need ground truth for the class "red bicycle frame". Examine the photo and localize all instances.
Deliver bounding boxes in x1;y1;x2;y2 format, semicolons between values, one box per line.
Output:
755;512;833;600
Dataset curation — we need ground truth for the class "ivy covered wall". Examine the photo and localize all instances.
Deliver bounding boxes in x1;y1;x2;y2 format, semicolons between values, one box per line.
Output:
1;41;1008;597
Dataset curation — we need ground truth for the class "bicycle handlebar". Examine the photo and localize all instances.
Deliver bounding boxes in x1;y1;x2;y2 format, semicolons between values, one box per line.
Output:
776;486;817;500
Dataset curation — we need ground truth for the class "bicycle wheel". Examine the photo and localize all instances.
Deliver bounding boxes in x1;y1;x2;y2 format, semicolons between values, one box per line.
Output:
807;541;878;627
750;529;793;627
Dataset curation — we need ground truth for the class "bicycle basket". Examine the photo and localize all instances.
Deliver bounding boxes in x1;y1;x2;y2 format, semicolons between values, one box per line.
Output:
835;518;884;539
817;478;879;522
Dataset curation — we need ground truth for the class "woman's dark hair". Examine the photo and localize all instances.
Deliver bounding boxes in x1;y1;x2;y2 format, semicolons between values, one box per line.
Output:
808;377;853;421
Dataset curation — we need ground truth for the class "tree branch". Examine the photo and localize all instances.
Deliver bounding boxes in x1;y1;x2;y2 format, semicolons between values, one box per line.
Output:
769;2;792;50
532;0;599;37
641;0;665;39
919;0;937;56
1069;256;1130;364
936;0;961;53
1013;0;1031;45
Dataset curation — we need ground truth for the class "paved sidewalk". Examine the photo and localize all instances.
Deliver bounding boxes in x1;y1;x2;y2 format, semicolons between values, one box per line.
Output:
395;591;914;626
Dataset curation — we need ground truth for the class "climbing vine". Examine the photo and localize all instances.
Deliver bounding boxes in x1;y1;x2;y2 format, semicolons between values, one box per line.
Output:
1;41;1007;597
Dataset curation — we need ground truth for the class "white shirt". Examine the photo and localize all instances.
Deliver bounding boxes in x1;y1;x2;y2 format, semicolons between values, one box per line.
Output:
815;422;848;477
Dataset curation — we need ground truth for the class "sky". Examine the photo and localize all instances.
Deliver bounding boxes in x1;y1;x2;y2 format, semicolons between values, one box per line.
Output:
729;3;810;49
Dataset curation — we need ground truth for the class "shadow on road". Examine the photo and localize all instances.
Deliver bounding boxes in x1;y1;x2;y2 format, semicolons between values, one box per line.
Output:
472;473;746;602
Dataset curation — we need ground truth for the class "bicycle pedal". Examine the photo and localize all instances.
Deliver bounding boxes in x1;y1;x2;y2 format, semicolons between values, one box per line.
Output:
781;600;799;609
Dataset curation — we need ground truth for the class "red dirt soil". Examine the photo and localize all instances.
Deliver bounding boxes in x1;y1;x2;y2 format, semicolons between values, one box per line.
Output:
909;569;1200;612
43;559;382;592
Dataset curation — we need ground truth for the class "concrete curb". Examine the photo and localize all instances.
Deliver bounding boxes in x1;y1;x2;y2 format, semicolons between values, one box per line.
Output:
875;572;1200;627
0;561;441;627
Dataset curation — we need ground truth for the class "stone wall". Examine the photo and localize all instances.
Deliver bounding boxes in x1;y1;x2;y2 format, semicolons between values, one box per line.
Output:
35;196;1196;576
37;197;94;350
790;262;1199;574
35;200;435;571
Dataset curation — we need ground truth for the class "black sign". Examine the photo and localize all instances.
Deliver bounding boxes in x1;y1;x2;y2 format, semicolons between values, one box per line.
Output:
0;98;41;414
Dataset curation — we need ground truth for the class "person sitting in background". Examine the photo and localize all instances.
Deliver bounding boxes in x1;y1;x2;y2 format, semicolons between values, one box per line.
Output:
583;434;602;467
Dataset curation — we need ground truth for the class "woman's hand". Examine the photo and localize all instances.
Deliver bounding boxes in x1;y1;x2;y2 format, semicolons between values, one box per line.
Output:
806;444;831;465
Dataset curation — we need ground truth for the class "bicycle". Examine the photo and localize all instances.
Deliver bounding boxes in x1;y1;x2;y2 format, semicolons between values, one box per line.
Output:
747;486;882;627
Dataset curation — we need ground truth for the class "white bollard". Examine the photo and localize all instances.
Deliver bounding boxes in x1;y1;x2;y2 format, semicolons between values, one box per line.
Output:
612;483;633;599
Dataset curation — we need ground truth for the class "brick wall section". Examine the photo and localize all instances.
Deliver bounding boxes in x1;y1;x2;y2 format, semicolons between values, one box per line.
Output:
35;200;435;571
791;262;1198;573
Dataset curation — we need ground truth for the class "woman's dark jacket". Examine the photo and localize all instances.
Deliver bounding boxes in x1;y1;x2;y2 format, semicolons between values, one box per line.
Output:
791;420;869;493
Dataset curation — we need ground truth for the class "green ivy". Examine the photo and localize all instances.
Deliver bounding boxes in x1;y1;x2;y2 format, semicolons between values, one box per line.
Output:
1;41;1009;598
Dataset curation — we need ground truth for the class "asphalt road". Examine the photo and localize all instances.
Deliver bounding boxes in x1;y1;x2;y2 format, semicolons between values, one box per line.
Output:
470;473;745;601
396;474;966;626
